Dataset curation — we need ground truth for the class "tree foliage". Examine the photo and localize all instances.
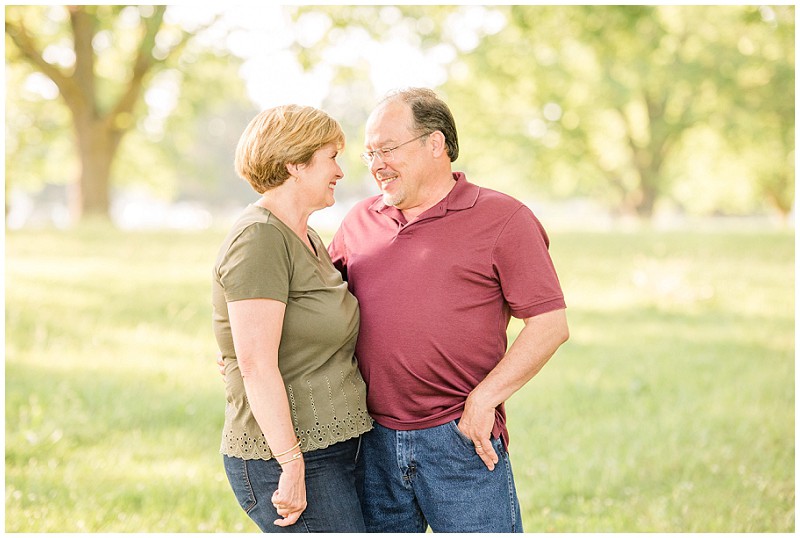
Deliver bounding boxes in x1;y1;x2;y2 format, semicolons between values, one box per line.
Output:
6;6;794;224
444;5;794;218
290;5;794;220
5;5;253;223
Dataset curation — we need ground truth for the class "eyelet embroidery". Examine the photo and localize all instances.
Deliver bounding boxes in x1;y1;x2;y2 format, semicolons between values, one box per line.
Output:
221;371;373;460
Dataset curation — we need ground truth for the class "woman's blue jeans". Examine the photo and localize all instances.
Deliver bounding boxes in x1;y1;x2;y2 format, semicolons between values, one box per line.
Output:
357;421;524;533
223;437;365;533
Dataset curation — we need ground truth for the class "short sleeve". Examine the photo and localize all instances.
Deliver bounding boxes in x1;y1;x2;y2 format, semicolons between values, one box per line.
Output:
217;222;291;303
492;206;566;319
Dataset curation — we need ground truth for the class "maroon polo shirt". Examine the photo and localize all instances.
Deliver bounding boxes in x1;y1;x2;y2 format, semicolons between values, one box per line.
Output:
328;172;565;447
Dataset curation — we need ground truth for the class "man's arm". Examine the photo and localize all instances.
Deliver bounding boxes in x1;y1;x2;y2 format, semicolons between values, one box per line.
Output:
327;224;348;281
457;308;569;470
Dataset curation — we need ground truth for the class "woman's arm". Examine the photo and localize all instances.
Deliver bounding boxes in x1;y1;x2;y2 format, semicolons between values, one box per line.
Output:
228;298;306;527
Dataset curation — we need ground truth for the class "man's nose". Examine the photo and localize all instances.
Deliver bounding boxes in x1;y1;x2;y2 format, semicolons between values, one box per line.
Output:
369;153;386;174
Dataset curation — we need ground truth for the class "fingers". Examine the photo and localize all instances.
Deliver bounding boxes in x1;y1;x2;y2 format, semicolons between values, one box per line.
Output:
458;396;500;471
217;355;225;378
272;489;306;527
273;502;304;526
274;511;302;527
456;411;500;471
473;438;499;471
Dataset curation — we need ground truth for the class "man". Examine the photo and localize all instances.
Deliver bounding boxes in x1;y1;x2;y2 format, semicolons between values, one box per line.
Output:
328;87;568;532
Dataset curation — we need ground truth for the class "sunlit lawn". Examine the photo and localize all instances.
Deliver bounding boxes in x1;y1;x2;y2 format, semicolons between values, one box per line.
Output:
5;224;794;532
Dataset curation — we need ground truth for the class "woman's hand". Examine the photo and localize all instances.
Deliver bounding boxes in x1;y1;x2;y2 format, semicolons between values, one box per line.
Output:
227;298;306;526
271;459;307;527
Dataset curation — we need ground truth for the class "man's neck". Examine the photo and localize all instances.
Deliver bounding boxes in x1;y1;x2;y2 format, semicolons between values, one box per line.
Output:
401;173;457;222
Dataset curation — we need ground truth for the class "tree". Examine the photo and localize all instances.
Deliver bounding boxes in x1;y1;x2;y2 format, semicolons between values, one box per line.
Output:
444;5;794;218
5;5;216;222
721;6;794;220
288;5;794;219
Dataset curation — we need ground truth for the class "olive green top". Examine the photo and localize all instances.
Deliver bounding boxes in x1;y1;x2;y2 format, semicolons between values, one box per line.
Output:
212;204;372;460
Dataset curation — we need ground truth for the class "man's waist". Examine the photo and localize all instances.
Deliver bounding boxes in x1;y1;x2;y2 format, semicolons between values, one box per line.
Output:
367;406;508;443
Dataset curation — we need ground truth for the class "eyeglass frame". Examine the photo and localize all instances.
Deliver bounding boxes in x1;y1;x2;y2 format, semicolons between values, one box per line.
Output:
360;132;433;166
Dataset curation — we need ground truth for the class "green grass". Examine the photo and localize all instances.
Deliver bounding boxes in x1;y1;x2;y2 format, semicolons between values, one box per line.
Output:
5;225;794;532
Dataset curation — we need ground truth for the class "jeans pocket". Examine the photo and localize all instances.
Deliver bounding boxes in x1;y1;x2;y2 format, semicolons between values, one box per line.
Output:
354;434;362;463
447;419;475;449
223;456;257;514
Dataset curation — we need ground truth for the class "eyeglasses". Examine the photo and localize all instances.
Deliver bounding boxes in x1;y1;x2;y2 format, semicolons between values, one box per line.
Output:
360;132;431;166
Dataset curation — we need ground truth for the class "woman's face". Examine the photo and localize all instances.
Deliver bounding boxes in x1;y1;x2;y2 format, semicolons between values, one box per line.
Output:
296;142;344;211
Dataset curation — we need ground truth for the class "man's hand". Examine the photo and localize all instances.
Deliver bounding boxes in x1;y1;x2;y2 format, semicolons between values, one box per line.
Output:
457;310;569;471
217;353;225;379
458;394;499;471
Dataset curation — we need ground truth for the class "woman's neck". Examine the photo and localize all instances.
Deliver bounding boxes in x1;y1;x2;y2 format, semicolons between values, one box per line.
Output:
255;188;311;243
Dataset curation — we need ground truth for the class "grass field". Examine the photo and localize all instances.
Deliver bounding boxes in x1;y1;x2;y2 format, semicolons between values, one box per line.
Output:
5;225;794;532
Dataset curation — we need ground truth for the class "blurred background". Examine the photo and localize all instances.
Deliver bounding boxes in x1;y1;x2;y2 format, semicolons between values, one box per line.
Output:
5;4;795;533
5;4;795;230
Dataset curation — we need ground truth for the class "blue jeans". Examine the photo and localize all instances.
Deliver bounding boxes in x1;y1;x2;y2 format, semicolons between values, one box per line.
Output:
358;421;523;532
223;437;365;533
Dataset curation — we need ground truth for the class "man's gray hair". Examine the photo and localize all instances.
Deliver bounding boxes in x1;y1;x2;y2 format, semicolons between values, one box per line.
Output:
381;88;459;162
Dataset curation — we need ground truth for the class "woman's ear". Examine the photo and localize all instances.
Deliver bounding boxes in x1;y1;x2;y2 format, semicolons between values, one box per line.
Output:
286;162;301;178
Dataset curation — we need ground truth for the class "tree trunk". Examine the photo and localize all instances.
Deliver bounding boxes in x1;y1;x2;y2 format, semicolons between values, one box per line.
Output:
6;5;173;225
70;118;119;221
637;181;657;218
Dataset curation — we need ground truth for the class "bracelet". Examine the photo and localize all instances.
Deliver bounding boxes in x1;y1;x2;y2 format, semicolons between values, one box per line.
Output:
276;452;303;466
272;439;301;458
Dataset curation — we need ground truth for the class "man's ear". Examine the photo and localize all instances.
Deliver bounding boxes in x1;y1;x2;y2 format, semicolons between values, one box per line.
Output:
429;131;447;158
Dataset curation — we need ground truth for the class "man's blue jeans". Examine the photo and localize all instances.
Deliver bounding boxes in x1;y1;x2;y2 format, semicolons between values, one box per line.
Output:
223;437;365;533
357;421;524;532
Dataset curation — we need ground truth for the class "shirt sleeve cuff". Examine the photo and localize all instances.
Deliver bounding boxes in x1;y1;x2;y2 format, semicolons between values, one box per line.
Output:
511;297;566;320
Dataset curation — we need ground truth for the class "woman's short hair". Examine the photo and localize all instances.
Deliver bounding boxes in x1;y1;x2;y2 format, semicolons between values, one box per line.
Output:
235;105;345;193
381;88;459;162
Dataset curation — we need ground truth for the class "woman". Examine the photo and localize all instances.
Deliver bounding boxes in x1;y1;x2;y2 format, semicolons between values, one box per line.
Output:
212;105;372;532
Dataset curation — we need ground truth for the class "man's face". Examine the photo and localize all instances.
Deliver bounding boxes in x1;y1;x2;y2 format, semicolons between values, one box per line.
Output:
363;101;430;210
